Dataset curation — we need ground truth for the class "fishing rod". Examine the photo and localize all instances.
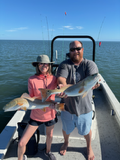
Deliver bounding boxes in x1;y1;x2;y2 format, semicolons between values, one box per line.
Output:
95;16;106;61
46;16;51;57
62;12;67;60
97;16;106;42
40;14;45;53
46;16;50;41
51;24;54;40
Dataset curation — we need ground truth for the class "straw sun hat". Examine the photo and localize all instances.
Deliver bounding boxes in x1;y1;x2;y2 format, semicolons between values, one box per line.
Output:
32;55;54;67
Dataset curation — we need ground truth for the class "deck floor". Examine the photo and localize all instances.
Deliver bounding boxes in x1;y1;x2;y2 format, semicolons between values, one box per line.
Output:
4;130;102;160
93;89;120;160
3;88;120;160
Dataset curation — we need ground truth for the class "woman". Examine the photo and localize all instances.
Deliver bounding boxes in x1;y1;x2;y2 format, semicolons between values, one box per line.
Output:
18;55;57;160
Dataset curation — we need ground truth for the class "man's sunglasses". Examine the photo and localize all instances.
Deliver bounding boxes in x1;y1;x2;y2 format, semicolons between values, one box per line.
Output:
70;47;83;52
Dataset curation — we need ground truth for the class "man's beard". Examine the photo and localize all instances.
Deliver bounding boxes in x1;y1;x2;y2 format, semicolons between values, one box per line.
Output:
70;54;81;63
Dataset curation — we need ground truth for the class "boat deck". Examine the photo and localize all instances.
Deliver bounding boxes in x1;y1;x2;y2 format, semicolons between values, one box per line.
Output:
94;89;120;160
3;87;120;160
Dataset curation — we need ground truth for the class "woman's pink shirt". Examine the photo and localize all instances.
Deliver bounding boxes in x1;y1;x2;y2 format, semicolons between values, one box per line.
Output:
28;74;57;122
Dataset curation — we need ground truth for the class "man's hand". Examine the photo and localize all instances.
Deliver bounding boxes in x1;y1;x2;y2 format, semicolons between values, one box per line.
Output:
56;84;68;98
92;80;101;90
49;103;56;110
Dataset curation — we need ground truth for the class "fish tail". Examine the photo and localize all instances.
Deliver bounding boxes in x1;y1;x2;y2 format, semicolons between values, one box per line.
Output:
39;88;51;102
56;103;65;111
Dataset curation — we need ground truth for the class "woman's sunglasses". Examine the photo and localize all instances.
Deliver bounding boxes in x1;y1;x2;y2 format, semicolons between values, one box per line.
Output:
39;63;49;66
70;47;83;52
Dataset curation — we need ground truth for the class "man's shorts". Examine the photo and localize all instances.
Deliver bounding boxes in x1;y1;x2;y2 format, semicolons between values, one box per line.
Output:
61;110;93;135
29;115;58;127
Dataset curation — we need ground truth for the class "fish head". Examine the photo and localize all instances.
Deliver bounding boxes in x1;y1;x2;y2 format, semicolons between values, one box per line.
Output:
3;98;29;112
81;73;100;98
39;88;52;102
83;73;100;90
91;73;100;82
3;98;18;112
84;73;99;84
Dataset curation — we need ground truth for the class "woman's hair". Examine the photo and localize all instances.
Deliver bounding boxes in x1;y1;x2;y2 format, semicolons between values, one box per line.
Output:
35;64;52;75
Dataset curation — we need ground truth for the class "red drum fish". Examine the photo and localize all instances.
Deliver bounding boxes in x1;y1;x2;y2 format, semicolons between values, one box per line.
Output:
3;93;64;112
39;73;100;102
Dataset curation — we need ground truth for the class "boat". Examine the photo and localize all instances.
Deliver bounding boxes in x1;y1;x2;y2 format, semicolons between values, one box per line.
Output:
0;35;120;160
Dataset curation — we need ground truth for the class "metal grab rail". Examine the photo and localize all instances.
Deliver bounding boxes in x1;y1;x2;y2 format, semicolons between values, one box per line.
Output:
51;35;96;73
51;35;95;60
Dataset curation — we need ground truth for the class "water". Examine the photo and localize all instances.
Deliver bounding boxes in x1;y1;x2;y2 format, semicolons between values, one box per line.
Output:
0;40;120;133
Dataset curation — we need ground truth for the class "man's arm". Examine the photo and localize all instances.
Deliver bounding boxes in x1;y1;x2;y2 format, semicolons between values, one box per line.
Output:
57;77;68;98
57;76;67;86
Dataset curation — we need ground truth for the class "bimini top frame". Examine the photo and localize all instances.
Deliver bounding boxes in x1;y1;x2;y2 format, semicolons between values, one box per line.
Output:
51;35;96;72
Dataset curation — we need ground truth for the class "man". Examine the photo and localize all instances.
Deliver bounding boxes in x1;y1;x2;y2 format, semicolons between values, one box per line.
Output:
57;41;99;160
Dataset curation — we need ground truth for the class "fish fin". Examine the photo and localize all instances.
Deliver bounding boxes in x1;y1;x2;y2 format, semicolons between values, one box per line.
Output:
21;93;38;101
82;92;88;98
39;88;51;102
41;107;46;112
17;102;24;106
21;93;30;98
21;107;27;111
78;87;84;93
55;103;65;111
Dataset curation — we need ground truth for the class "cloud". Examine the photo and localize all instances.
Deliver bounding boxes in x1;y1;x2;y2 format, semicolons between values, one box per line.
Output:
63;26;74;30
64;26;71;28
6;29;16;32
16;27;28;30
6;27;28;32
76;26;83;30
61;26;83;30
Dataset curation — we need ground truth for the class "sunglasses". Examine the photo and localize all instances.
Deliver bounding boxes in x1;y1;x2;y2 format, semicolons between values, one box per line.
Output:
70;47;83;52
39;63;49;66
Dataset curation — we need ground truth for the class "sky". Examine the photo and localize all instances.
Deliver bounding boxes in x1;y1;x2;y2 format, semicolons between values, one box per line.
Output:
0;0;120;41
